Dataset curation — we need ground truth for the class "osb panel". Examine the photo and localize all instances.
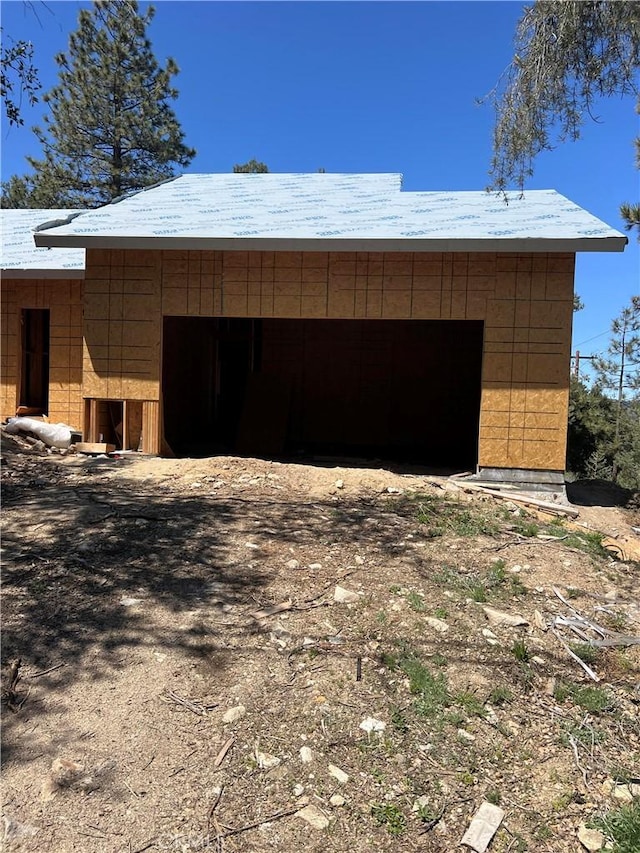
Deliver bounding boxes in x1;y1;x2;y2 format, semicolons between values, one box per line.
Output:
79;248;576;470
1;278;84;427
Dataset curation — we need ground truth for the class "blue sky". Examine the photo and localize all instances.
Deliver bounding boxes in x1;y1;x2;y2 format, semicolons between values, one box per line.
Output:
2;0;638;378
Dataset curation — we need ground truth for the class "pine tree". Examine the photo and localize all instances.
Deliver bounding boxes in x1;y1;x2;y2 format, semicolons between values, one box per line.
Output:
485;1;640;234
2;1;195;208
233;160;269;173
591;297;640;482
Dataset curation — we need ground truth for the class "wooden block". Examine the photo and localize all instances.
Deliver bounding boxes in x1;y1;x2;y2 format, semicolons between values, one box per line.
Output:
75;442;116;454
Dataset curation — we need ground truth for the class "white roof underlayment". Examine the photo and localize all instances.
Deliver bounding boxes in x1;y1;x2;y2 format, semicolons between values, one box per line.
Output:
33;174;626;253
1;209;85;277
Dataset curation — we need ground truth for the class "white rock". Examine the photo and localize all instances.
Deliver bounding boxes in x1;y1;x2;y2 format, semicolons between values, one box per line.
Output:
299;746;314;764
577;824;605;851
286;559;300;570
222;705;246;724
355;555;365;565
255;750;281;770
309;563;323;570
296;804;330;829
293;783;305;797
359;717;386;734
328;764;349;784
335;480;344;489
330;794;346;806
425;616;449;633
613;784;634;803
334;585;360;604
457;729;476;743
482;606;528;628
120;597;142;607
412;795;430;813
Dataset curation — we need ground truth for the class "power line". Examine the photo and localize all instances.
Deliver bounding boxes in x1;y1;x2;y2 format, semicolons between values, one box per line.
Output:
574;329;610;347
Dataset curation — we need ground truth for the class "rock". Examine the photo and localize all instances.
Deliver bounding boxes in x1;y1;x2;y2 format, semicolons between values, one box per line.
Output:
355;555;365;565
222;705;246;724
334;479;344;489
255;750;281;770
481;628;499;646
359;717;386;734
577;824;605;851
482;606;528;628
330;794;346;806
412;795;430;813
244;542;260;550
457;729;476;743
296;804;330;829
293;783;305;797
51;758;85;787
309;563;323;570
299;746;314;764
2;815;39;842
425;616;449;633
328;764;349;784
613;784;634;803
533;610;548;631
334;585;360;604
286;559;300;570
385;486;403;494
120;597;143;607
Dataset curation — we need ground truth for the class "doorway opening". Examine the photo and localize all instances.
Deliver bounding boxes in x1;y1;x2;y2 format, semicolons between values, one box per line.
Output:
162;317;256;456
20;309;50;414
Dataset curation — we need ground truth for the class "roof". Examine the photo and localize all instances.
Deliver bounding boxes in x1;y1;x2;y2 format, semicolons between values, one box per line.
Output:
33;174;627;253
1;209;85;278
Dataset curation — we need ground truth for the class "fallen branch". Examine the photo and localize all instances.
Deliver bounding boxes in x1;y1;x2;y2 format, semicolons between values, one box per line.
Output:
24;662;66;679
160;689;216;716
213;737;235;768
551;629;600;682
221;806;299;839
250;600;292;621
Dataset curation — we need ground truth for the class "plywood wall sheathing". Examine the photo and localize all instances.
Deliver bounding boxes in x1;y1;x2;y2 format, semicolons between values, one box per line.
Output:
80;249;575;471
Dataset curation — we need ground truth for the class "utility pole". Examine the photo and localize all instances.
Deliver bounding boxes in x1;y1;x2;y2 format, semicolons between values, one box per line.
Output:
572;350;595;380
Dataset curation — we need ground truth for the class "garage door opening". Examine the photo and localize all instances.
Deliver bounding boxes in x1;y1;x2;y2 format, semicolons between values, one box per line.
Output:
162;317;483;468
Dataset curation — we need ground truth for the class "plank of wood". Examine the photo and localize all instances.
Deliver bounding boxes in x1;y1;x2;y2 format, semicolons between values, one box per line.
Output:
74;442;116;454
455;481;579;518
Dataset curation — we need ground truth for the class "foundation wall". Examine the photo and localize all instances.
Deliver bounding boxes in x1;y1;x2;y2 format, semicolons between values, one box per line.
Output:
82;249;575;470
1;278;84;427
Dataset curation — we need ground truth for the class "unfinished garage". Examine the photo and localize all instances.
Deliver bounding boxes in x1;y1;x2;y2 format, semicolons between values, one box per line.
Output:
162;316;484;466
30;173;627;483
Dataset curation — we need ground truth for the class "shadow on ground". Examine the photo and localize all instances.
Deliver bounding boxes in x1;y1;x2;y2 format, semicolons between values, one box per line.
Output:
566;478;637;508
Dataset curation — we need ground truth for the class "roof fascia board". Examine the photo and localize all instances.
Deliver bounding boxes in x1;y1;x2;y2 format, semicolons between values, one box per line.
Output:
33;234;628;253
1;268;85;279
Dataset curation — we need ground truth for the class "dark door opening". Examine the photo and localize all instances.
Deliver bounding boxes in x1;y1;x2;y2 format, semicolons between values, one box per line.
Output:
162;317;256;456
259;319;484;469
20;309;50;414
162;317;483;469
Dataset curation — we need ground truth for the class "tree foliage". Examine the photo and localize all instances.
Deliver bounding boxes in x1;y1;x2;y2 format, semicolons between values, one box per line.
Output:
233;160;269;173
568;297;640;488
2;0;195;208
1;33;41;126
486;1;640;232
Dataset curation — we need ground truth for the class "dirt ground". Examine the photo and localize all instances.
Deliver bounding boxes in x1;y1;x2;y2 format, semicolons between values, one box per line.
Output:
1;433;639;853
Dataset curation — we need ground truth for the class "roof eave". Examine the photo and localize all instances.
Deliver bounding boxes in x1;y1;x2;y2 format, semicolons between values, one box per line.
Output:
1;267;85;279
33;233;628;253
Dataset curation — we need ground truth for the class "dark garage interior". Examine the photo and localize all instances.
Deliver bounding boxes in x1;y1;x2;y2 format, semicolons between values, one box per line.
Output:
162;317;484;468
